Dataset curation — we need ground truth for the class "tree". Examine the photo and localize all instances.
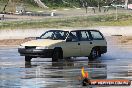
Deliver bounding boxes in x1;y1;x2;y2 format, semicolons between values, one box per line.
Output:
125;0;128;9
2;0;23;13
33;0;48;8
2;0;10;13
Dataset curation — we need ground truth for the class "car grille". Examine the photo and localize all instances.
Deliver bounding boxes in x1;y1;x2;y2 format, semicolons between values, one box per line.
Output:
25;46;36;49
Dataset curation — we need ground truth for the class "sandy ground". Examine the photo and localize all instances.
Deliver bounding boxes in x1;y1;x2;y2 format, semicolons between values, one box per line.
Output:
0;27;132;47
0;27;132;46
0;36;132;46
0;38;32;46
118;36;132;44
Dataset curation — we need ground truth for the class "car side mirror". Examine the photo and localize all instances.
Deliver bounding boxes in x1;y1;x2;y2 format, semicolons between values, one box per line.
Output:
36;37;40;39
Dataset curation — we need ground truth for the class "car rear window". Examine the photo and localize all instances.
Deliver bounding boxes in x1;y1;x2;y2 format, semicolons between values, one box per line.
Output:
90;31;104;40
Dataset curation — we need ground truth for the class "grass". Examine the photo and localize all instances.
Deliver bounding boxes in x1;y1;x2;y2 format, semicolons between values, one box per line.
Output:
0;1;132;30
0;13;132;30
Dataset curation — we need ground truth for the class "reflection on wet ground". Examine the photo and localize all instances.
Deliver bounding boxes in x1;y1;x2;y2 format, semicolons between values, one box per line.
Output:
0;37;132;88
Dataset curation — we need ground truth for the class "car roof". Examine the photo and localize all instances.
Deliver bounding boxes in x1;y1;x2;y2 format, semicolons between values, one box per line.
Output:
70;29;99;32
48;29;99;32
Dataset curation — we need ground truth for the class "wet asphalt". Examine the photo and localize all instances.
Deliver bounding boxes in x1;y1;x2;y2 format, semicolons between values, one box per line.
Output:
0;36;132;88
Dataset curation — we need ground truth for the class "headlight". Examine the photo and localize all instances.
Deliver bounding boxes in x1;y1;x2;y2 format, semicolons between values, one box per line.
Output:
36;46;48;49
19;45;25;48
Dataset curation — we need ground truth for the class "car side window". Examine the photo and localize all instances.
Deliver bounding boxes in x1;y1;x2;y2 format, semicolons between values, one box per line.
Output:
67;31;78;42
90;31;104;40
80;31;90;41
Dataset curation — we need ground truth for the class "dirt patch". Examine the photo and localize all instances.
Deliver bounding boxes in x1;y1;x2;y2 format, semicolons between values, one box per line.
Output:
0;36;132;46
0;39;32;46
117;36;132;45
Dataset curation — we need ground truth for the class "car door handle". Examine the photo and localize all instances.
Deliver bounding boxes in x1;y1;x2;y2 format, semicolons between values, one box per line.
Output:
90;42;92;44
78;43;80;45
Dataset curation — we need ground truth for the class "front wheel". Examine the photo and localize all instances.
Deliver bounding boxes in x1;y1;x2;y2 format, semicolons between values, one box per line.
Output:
52;49;63;62
25;56;32;62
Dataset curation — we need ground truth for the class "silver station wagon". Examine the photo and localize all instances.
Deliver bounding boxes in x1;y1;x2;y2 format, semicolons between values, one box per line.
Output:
18;29;107;62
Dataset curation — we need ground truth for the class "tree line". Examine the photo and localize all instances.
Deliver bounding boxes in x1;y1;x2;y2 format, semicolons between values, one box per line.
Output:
1;0;126;8
0;0;129;13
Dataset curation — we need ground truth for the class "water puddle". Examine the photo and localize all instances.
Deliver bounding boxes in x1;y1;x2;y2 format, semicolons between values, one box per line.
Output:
0;40;132;88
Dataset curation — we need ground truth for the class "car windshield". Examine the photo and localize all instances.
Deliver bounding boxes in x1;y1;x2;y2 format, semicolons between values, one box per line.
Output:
40;30;69;40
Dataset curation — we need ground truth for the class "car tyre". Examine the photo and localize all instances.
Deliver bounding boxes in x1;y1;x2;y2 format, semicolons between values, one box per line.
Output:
96;48;101;57
25;56;32;62
88;48;98;60
98;51;101;57
52;49;63;62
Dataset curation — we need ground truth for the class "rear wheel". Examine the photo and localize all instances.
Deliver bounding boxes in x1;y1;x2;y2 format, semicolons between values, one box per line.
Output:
98;51;101;57
88;48;98;60
52;49;63;62
96;48;101;57
25;56;32;62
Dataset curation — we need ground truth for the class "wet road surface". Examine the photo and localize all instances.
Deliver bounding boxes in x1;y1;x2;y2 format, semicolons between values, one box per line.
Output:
0;37;132;88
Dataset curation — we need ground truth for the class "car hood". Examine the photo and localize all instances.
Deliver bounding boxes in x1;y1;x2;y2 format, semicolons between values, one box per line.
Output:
21;39;64;46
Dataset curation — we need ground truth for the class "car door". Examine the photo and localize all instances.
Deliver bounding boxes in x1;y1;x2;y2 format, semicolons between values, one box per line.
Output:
79;30;93;56
63;31;81;57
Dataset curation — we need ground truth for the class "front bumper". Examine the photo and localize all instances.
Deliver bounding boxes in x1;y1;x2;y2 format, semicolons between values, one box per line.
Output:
18;48;53;58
